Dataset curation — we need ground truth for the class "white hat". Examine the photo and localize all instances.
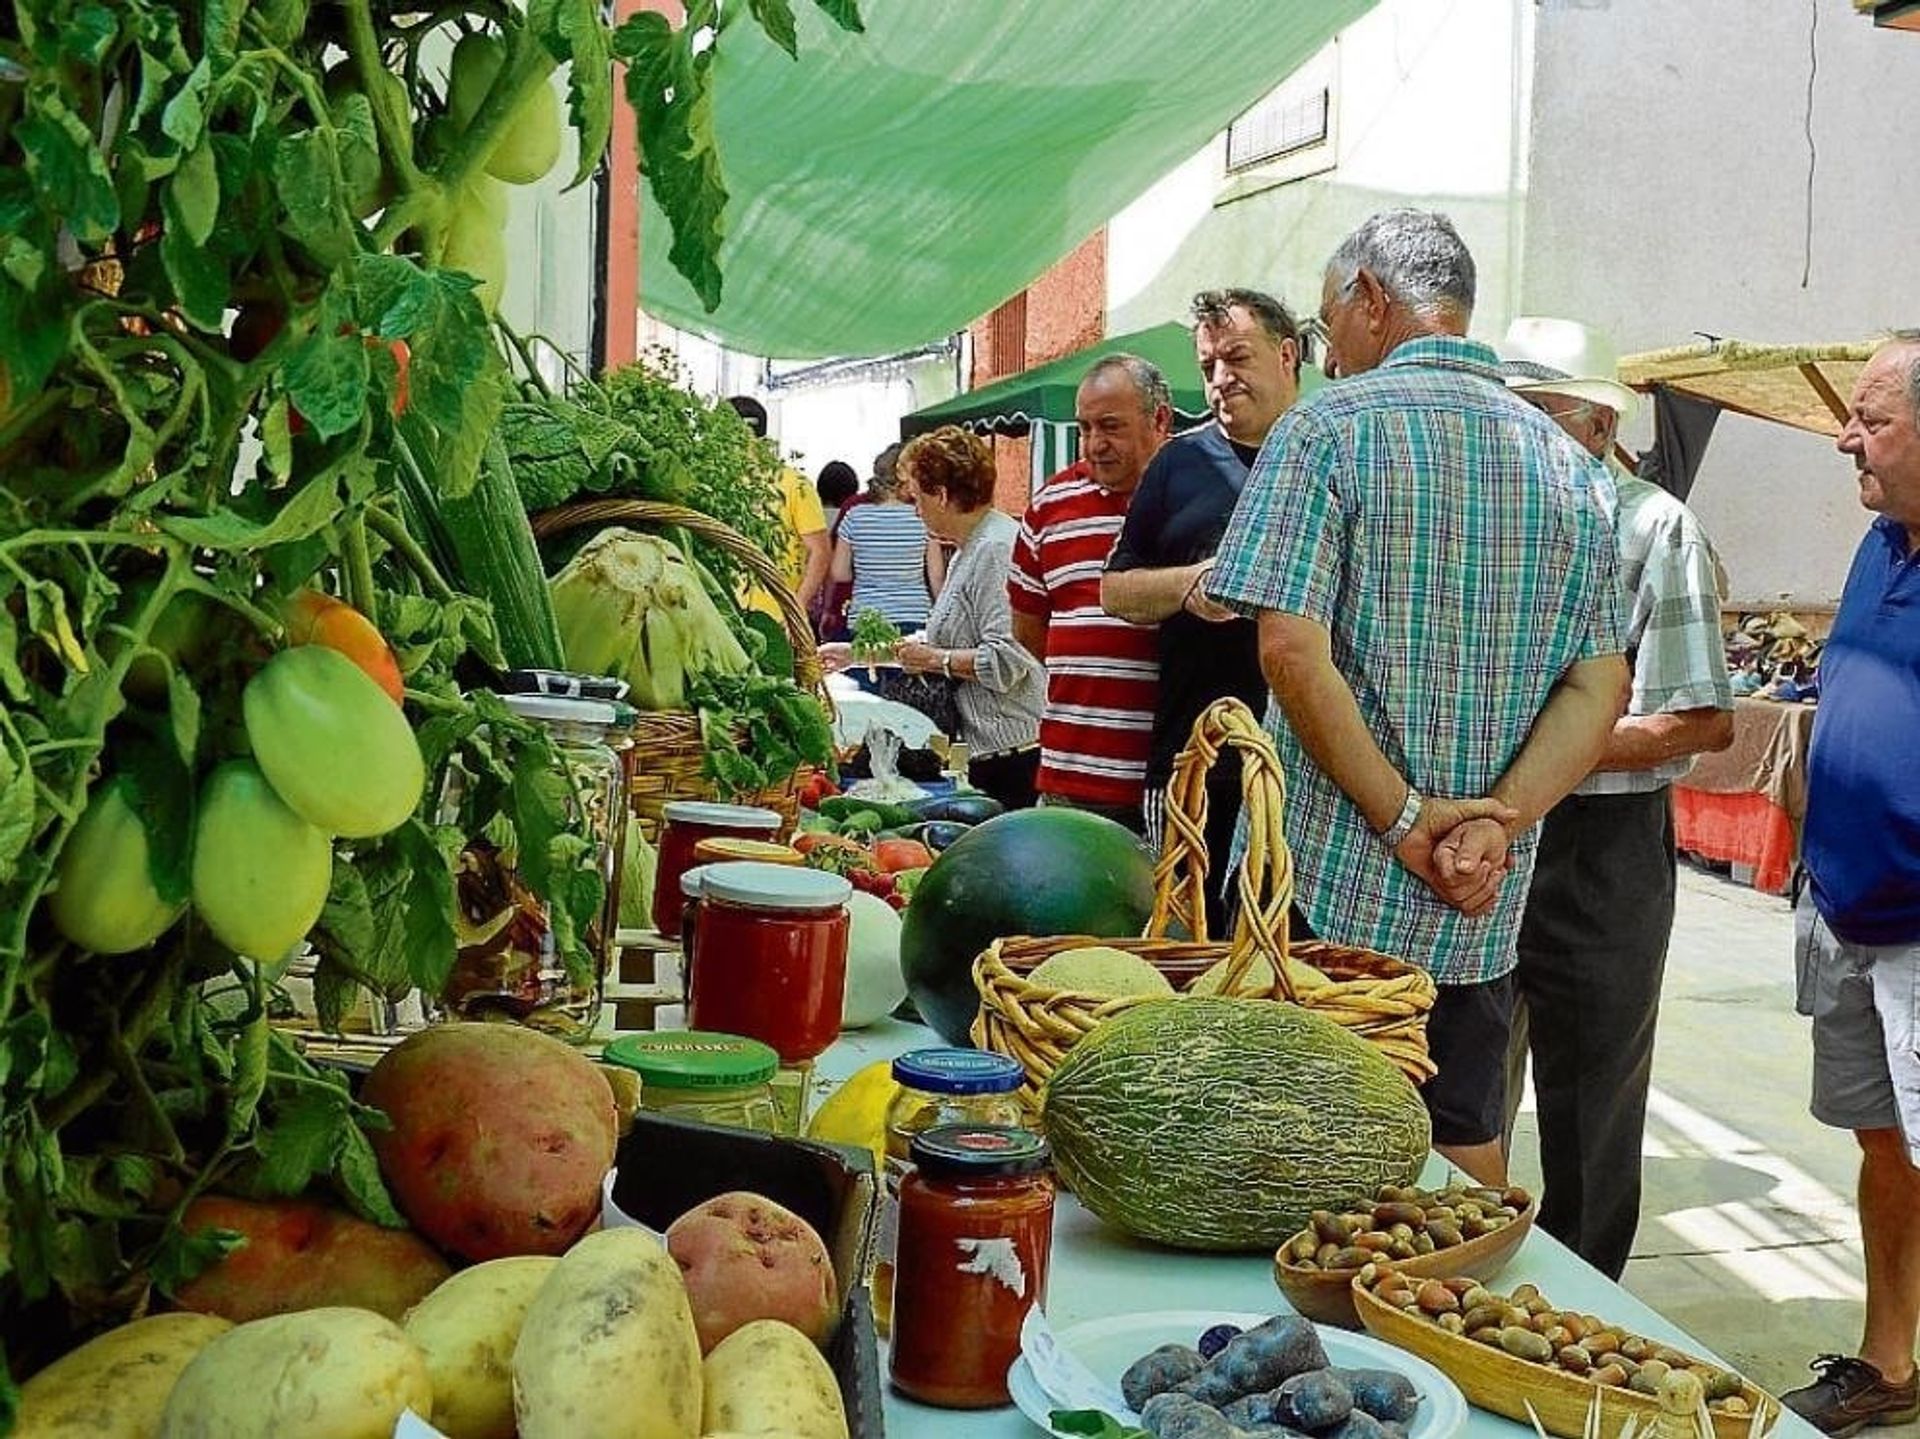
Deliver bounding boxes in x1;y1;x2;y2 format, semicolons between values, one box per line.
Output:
1499;316;1638;421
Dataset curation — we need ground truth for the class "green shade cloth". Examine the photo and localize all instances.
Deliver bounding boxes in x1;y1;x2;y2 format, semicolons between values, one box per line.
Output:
639;3;1374;359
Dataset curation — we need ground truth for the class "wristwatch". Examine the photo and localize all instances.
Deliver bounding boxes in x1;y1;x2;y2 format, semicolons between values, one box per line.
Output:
1378;785;1424;850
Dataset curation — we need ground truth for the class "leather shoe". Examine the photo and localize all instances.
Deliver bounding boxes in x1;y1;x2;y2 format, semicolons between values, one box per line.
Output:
1781;1355;1920;1437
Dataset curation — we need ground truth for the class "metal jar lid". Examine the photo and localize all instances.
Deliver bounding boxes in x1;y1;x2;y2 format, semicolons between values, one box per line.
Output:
909;1122;1050;1179
700;861;852;912
602;1031;780;1088
661;801;783;830
891;1048;1024;1096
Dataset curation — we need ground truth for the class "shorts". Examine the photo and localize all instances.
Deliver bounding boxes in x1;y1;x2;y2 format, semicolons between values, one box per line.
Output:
1794;890;1920;1164
1422;974;1519;1148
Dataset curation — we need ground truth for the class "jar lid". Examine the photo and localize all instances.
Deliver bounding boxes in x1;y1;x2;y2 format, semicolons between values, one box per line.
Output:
503;669;631;702
693;838;803;866
892;1048;1024;1096
662;801;783;830
701;862;852;911
910;1123;1050;1178
680;863;718;899
603;1030;780;1087
501;691;622;727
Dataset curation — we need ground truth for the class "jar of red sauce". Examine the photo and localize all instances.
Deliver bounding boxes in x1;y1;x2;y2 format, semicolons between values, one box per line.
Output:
686;862;850;1065
890;1123;1054;1409
651;802;781;936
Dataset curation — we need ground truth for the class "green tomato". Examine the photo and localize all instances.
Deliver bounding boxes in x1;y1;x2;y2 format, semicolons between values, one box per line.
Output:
47;777;186;955
192;760;332;961
447;30;562;186
442;177;509;314
242;647;425;839
325;63;412;218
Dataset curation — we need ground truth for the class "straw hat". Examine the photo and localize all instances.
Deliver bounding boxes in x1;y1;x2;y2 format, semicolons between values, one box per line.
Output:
1499;316;1639;421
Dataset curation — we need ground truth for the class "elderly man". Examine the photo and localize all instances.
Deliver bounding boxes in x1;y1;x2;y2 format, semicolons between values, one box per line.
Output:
1208;210;1628;1182
1779;333;1920;1434
1103;290;1303;926
1496;318;1735;1280
1009;356;1171;829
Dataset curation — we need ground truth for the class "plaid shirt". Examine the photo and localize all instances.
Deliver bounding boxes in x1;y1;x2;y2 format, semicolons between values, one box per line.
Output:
1209;335;1626;984
1576;462;1734;796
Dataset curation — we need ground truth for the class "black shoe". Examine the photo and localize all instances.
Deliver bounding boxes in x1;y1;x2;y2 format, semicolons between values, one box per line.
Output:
1781;1355;1920;1437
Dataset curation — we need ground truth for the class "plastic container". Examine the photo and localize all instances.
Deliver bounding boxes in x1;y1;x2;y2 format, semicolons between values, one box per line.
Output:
652;802;782;937
603;1030;781;1133
889;1123;1054;1409
871;1048;1026;1335
686;862;851;1065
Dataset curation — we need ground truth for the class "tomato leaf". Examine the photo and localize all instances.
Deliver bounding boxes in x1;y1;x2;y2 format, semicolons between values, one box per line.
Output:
170;135;220;245
0;743;38;886
16;101;119;244
272;127;357;271
160;56;213;149
530;0;614;189
148;1222;244;1297
254;1088;350;1197
159;474;342;550
614;11;726;310
333;1111;405;1227
160;185;228;331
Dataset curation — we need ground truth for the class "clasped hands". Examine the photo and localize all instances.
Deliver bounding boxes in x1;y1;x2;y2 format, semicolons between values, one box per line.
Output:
1392;797;1521;918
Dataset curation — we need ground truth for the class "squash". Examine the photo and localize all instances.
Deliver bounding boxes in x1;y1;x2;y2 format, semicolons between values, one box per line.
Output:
1040;998;1430;1252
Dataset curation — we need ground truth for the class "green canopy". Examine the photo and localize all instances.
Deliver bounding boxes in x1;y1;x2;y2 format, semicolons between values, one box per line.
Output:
639;3;1374;358
901;323;1211;437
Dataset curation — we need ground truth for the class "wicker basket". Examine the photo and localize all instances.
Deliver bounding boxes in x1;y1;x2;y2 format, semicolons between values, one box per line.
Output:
971;698;1437;1109
530;498;826;841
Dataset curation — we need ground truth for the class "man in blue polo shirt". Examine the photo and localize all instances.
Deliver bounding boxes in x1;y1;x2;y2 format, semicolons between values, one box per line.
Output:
1783;333;1920;1435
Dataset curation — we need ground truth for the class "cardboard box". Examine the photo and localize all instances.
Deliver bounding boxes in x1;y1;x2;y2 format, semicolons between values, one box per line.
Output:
606;1113;885;1437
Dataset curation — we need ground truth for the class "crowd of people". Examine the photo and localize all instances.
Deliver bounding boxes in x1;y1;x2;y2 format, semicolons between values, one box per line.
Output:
759;208;1919;1431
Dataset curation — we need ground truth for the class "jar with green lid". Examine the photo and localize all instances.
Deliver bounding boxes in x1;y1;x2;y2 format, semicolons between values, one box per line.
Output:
872;1048;1026;1335
602;1030;781;1133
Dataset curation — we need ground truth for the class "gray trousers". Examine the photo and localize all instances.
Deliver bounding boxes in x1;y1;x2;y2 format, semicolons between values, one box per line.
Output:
1504;787;1676;1281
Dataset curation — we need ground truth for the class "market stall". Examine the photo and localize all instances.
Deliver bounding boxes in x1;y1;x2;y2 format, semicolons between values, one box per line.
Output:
1673;697;1817;895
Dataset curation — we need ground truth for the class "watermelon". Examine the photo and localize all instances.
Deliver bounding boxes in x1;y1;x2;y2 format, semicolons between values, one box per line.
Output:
897;807;1155;1044
1041;998;1431;1251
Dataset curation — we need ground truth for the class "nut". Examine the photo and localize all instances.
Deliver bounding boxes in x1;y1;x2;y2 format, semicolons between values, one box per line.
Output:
1415;1279;1461;1315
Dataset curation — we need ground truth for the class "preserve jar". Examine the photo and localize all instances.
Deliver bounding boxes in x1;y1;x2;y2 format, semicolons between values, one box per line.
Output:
602;1030;781;1133
890;1123;1054;1408
687;862;850;1064
651;801;782;937
438;682;633;1043
871;1048;1026;1335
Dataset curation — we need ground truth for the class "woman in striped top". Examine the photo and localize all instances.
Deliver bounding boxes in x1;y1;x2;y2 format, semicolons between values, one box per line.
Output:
893;427;1044;810
830;456;941;631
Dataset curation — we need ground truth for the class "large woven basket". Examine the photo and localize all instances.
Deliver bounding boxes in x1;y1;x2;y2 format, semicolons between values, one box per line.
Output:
971;698;1437;1110
530;498;826;842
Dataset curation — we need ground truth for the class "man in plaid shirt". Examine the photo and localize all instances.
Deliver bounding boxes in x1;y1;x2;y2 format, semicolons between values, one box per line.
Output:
1209;210;1629;1184
1495;318;1734;1280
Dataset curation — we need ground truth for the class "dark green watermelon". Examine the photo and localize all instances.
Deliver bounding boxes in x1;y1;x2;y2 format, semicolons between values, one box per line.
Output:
898;808;1156;1044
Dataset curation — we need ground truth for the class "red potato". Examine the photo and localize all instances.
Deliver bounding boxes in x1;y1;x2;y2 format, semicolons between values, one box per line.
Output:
169;1195;451;1322
665;1191;837;1353
361;1022;618;1262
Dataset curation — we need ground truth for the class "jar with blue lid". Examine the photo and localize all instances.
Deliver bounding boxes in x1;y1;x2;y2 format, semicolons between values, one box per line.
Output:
872;1047;1026;1334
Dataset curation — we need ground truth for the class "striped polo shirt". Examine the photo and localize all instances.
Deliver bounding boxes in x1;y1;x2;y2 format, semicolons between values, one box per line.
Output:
1009;463;1160;807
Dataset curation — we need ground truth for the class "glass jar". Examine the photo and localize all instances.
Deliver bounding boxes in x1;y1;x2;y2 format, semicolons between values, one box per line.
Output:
652;802;783;937
439;684;632;1043
872;1048;1026;1336
687;862;850;1065
890;1123;1054;1409
602;1030;781;1133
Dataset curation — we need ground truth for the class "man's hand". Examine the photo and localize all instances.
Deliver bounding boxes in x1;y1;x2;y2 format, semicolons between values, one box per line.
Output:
1185;560;1238;624
1393;798;1519;916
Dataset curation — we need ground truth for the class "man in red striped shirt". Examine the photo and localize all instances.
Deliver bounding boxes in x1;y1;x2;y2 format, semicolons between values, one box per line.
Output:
1009;356;1172;832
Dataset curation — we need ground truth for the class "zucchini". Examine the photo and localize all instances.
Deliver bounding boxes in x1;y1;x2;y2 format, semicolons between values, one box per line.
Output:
817;795;918;829
906;793;1004;825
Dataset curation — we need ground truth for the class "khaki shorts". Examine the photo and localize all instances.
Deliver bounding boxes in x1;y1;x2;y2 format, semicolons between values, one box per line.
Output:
1794;890;1920;1165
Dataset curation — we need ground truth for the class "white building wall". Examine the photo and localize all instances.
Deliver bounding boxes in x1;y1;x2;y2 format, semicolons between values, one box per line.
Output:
1523;0;1920;605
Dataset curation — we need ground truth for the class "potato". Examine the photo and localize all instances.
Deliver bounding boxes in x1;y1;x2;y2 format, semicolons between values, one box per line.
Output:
170;1195;451;1323
16;1312;231;1438
403;1255;557;1439
512;1228;702;1439
666;1192;836;1352
158;1306;431;1439
701;1321;848;1439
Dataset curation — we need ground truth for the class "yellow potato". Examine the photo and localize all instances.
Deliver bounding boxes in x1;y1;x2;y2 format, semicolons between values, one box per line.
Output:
404;1256;557;1439
158;1306;432;1439
701;1321;848;1439
512;1228;702;1439
16;1312;231;1438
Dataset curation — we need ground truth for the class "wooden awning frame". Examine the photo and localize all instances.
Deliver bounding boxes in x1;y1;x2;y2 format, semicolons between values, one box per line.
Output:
1616;339;1881;438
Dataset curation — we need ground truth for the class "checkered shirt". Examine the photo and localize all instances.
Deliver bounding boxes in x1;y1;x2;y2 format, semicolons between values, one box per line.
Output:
1209;335;1627;983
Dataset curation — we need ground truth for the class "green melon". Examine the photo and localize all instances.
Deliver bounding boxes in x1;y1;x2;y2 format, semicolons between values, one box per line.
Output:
1040;998;1430;1251
898;807;1155;1044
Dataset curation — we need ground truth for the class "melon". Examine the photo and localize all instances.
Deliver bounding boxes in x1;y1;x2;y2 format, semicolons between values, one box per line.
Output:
1188;952;1329;996
1028;945;1173;998
843;889;908;1028
898;808;1155;1044
1041;998;1430;1251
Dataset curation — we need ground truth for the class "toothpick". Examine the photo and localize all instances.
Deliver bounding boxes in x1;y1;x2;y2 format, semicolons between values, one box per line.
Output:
1525;1399;1553;1439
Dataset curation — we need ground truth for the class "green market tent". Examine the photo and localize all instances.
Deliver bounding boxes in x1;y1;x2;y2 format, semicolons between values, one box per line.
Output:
900;323;1212;438
639;3;1374;358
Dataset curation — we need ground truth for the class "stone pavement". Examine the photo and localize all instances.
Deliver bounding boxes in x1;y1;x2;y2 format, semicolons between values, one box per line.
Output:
1509;864;1917;1428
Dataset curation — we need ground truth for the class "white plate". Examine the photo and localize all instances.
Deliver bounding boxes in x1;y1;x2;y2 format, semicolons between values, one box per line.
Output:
1010;1309;1468;1439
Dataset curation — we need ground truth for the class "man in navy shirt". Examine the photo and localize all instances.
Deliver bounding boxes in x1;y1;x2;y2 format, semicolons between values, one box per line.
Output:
1784;333;1920;1435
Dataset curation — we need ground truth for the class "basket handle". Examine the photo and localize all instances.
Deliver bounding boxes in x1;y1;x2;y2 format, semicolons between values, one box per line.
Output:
1149;697;1296;1000
530;497;824;694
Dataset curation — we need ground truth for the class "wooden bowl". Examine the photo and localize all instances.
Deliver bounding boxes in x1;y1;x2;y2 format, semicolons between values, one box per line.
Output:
1351;1280;1779;1439
1273;1199;1537;1329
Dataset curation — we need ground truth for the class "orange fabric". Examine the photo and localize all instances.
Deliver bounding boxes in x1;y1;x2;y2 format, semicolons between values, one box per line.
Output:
1674;786;1795;895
